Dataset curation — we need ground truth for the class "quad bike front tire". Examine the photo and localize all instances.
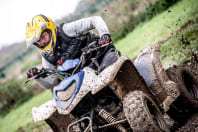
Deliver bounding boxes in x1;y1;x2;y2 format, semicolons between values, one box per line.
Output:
45;110;73;132
123;90;170;132
166;66;198;120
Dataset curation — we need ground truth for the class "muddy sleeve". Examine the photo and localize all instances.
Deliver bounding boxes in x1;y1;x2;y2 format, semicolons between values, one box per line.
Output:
62;16;110;37
34;57;59;89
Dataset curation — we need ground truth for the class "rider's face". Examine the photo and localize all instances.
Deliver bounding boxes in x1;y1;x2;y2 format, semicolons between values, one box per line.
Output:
34;31;50;49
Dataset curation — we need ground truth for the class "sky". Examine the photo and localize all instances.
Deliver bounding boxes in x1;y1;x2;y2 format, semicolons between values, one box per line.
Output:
0;0;80;48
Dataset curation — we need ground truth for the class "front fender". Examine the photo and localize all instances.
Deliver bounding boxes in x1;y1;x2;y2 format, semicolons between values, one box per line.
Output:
134;45;179;111
32;100;56;122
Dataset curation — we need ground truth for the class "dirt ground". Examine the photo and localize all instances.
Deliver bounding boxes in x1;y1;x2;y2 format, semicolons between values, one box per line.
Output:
175;114;198;132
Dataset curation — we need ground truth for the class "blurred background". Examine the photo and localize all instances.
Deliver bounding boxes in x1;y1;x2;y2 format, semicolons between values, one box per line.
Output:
0;0;198;131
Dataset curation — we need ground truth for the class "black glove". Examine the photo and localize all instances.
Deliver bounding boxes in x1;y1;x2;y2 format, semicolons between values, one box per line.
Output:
99;34;112;45
26;67;39;78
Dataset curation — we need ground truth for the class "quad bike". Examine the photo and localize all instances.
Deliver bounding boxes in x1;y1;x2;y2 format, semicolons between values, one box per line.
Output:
27;41;170;132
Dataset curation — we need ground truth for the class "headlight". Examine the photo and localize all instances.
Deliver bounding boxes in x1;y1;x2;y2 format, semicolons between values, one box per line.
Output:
57;82;76;101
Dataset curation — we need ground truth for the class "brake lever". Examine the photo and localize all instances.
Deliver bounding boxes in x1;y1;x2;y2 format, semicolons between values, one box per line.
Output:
25;74;41;84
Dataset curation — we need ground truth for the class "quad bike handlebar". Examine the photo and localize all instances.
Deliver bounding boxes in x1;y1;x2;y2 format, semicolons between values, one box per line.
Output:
25;41;112;84
81;41;112;54
25;68;66;84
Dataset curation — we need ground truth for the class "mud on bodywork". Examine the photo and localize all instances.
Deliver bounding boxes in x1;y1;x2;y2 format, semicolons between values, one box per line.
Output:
134;44;180;112
109;57;154;101
32;55;154;123
57;55;153;115
32;100;57;122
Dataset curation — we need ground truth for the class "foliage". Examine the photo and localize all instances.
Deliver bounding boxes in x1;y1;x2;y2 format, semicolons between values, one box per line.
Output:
0;72;5;78
112;0;182;41
160;23;198;67
0;78;33;116
133;0;180;26
74;0;116;18
115;0;198;59
0;90;53;132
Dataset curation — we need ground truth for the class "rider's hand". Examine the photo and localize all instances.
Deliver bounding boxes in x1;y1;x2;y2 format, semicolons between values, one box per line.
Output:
26;67;39;78
99;34;111;45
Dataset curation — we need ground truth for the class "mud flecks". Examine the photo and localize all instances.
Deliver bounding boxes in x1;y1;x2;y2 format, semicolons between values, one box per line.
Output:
175;114;198;132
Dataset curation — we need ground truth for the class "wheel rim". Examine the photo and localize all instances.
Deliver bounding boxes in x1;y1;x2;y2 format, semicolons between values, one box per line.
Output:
182;71;198;100
145;99;166;132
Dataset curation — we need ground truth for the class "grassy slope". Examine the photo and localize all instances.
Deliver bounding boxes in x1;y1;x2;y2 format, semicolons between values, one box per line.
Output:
0;90;53;132
1;0;198;131
160;23;198;68
115;0;198;59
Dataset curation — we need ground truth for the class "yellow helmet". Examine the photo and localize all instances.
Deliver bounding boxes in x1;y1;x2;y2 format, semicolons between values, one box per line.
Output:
25;14;57;56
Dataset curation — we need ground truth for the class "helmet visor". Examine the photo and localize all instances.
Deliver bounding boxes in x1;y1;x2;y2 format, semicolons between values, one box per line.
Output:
33;30;51;49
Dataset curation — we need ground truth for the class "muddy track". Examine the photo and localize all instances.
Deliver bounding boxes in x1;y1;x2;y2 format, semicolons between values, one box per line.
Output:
175;114;198;132
158;19;198;131
156;16;198;48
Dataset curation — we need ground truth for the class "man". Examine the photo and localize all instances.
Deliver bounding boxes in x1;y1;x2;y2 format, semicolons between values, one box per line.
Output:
26;14;118;89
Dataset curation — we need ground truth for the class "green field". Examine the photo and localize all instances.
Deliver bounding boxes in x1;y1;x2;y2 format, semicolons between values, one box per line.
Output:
160;22;198;68
115;0;198;59
0;90;53;132
0;0;198;131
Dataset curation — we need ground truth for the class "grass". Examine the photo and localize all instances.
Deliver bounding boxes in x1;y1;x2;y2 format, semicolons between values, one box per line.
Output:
16;121;49;132
0;77;41;117
0;90;53;132
115;0;198;59
160;23;198;68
